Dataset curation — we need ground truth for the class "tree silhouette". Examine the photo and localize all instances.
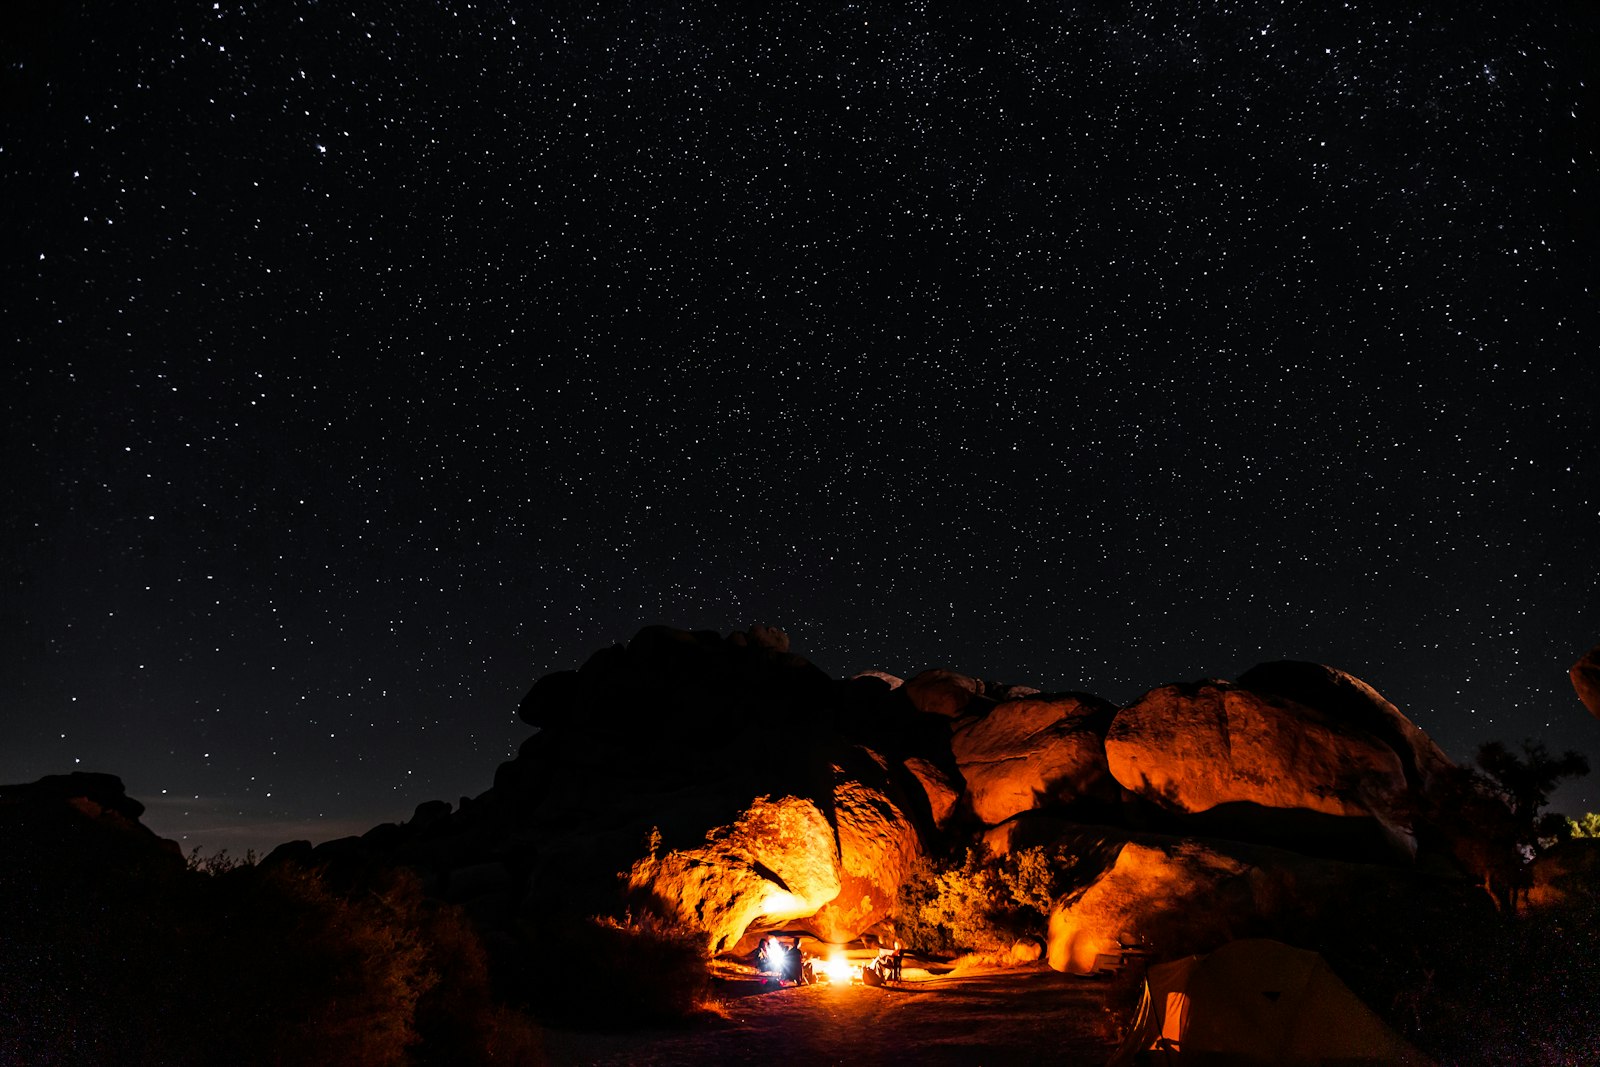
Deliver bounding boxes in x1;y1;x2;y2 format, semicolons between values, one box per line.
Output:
1473;739;1590;852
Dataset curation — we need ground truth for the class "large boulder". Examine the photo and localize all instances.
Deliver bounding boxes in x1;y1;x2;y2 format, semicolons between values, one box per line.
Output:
625;746;923;951
805;749;923;943
1105;680;1414;854
1236;661;1454;791
1044;831;1408;975
952;694;1118;825
901;669;984;718
903;756;960;829
625;795;843;953
1048;836;1253;974
1571;642;1600;720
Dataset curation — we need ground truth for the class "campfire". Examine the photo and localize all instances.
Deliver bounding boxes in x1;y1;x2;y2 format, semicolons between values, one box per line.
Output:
818;951;856;985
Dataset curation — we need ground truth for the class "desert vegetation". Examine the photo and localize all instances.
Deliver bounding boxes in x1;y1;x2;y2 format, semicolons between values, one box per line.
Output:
0;792;543;1067
895;845;1060;957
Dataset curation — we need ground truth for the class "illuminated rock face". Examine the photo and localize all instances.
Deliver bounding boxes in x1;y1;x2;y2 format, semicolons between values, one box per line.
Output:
1048;838;1250;974
624;749;923;951
806;751;923;944
1043;832;1394;975
903;756;960;829
1234;661;1454;792
1571;642;1600;720
625;795;842;954
952;694;1118;825
1105;680;1410;831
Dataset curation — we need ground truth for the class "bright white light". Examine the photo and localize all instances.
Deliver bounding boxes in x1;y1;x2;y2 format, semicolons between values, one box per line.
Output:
820;952;855;985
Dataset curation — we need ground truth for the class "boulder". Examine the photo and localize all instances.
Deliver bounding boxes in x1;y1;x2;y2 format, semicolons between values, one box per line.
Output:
853;670;905;690
1048;837;1252;974
1236;661;1454;791
981;811;1080;857
952;694;1118;825
902;669;983;718
1009;936;1044;964
1105;680;1413;853
624;744;923;951
728;623;791;652
1571;642;1600;720
903;756;960;829
1045;831;1403;975
805;749;923;943
0;771;151;825
626;795;843;954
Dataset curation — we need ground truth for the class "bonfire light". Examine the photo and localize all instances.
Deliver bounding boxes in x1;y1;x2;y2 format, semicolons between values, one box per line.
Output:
820;951;855;985
763;889;805;916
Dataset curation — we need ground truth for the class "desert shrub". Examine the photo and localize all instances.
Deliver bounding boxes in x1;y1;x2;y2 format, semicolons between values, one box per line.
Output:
897;847;1059;955
203;863;545;1067
1566;811;1600;838
205;864;436;1067
409;896;544;1066
524;912;710;1028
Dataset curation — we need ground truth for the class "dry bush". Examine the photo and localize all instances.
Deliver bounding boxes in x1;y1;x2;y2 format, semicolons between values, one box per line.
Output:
897;847;1058;955
525;912;711;1028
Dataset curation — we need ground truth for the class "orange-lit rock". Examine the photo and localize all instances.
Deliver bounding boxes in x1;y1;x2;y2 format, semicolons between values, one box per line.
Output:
903;756;960;829
1044;831;1397;975
902;669;983;718
1009;936;1044;964
805;749;924;943
1105;681;1409;833
623;745;924;952
1047;838;1251;974
625;795;842;954
952;694;1119;825
1571;642;1600;720
1236;661;1455;791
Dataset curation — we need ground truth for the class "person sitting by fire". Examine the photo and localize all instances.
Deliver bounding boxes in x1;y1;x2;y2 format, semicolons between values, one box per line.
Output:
790;936;814;985
758;935;810;986
874;940;904;983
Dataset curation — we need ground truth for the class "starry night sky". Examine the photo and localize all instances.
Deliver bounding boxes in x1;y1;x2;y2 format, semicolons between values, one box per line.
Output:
5;1;1598;854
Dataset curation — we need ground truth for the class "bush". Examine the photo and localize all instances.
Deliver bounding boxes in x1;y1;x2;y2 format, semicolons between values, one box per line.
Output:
896;847;1059;956
523;912;710;1028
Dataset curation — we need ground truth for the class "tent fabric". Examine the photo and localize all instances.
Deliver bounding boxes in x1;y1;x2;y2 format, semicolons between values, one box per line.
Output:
1106;939;1432;1067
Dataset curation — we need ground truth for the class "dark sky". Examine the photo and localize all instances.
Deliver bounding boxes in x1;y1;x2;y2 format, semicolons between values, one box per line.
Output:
5;1;1598;855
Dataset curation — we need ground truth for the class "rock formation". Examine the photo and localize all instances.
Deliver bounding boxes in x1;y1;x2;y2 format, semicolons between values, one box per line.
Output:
22;630;1478;984
900;668;985;718
1105;678;1421;856
951;693;1118;825
1571;641;1600;720
1043;827;1420;975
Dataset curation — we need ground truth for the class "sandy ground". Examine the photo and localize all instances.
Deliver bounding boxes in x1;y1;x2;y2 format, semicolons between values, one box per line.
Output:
542;960;1121;1067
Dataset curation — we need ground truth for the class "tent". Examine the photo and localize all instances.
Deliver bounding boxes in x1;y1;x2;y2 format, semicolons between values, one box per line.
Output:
1107;939;1432;1066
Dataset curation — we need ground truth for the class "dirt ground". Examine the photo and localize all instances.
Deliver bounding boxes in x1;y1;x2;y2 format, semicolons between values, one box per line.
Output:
542;960;1123;1067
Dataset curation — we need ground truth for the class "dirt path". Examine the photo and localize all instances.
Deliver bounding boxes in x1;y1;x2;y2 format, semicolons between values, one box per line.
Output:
542;965;1120;1066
